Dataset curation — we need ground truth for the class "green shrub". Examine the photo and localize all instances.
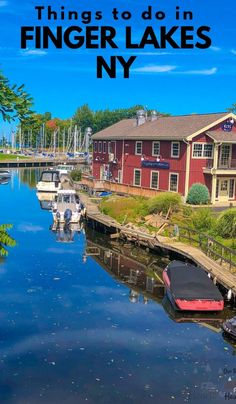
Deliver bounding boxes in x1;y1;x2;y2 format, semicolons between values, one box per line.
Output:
215;209;236;238
187;183;210;205
70;169;82;182
191;208;214;232
147;192;182;215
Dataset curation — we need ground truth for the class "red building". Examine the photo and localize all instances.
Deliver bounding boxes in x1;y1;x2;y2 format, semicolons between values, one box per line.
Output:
92;111;236;203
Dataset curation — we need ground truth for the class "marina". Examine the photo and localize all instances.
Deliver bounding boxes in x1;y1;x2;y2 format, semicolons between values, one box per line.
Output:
0;169;235;403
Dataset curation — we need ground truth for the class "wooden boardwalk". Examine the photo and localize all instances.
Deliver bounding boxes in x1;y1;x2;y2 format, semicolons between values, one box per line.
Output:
78;192;236;297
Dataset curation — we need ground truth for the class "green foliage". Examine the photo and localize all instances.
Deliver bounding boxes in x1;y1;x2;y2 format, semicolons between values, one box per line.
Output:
190;208;215;232
227;103;236;114
0;224;16;256
73;104;169;134
70;169;82;182
215;209;236;238
100;196;148;224
147;192;182;215
0;71;33;123
187;183;210;205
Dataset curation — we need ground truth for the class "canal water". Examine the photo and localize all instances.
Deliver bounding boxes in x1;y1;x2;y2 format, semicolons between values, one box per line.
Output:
0;170;235;404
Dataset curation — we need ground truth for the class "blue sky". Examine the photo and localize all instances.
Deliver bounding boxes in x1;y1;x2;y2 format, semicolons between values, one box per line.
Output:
0;0;236;133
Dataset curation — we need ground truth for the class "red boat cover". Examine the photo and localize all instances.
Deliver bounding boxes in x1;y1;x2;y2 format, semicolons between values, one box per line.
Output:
166;261;223;301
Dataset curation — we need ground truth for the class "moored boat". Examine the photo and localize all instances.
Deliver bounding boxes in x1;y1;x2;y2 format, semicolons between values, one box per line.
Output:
163;260;224;311
52;189;86;224
56;164;74;177
36;170;61;192
222;316;236;339
0;170;11;178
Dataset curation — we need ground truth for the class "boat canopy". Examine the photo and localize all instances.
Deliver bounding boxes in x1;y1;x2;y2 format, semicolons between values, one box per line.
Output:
166;261;223;301
40;171;60;182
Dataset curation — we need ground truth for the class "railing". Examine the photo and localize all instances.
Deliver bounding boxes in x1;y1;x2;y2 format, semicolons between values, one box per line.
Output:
206;159;236;169
166;224;236;273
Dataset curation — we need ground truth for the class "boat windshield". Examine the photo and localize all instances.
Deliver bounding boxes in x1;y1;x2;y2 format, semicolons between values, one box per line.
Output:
57;165;73;171
57;194;76;204
41;172;59;182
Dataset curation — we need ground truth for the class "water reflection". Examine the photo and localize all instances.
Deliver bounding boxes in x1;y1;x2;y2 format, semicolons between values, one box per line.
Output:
0;170;235;403
36;192;55;211
50;222;84;243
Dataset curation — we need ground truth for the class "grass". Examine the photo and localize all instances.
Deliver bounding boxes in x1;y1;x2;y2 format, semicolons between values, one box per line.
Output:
0;154;28;160
99;194;236;266
100;196;148;224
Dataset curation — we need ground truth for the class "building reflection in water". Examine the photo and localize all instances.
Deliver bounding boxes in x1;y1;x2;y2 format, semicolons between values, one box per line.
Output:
85;230;236;341
85;230;167;306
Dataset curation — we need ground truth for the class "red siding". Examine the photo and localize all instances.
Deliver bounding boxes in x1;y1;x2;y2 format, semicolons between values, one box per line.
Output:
92;117;236;198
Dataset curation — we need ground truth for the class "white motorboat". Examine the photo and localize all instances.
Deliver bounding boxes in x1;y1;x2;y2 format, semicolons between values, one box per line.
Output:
0;170;11;178
36;170;61;192
52;189;86;224
56;164;74;176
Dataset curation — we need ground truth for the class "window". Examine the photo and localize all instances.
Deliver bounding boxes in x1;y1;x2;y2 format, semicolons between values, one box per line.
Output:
171;142;180;158
150;171;159;189
169;173;178;192
98;141;102;153
193;143;203;157
134;169;141;186
103;142;107;153
152;141;160;156
94;142;97;152
135;141;142;155
108;142;112;154
229;179;235;199
203;144;213;158
192;143;213;158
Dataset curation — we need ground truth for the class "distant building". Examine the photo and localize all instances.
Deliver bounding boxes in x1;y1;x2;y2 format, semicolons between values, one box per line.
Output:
92;111;236;204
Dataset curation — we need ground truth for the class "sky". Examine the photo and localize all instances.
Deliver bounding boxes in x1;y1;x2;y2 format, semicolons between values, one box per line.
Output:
0;0;236;134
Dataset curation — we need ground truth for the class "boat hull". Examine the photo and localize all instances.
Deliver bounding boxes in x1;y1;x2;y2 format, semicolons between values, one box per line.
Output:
36;183;62;193
163;269;224;312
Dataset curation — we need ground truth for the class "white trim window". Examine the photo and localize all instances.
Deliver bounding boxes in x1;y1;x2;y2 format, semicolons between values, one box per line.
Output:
192;142;213;158
134;169;141;186
93;142;97;152
150;171;159;189
169;173;179;192
103;142;107;153
152;141;160;156
171;142;180;158
98;141;102;153
135;141;142;155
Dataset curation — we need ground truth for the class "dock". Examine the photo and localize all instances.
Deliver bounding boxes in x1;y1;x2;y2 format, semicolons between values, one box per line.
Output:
0;157;87;168
78;191;236;300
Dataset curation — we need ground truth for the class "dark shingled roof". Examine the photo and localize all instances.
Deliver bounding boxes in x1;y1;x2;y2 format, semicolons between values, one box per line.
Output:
92;112;229;141
207;130;236;143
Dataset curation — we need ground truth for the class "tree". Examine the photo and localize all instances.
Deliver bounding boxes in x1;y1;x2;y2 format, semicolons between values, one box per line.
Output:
73;104;167;135
0;71;33;123
227;103;236;114
0;224;16;256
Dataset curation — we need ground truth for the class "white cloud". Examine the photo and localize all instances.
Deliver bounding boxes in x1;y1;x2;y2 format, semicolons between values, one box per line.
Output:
211;46;221;52
17;223;44;233
133;64;177;73
230;49;236;55
20;49;47;57
0;1;8;7
180;67;218;75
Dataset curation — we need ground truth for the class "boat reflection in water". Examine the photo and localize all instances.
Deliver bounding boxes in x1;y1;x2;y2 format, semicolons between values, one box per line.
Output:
36;192;56;211
85;230;236;341
50;222;84;243
0;177;10;185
